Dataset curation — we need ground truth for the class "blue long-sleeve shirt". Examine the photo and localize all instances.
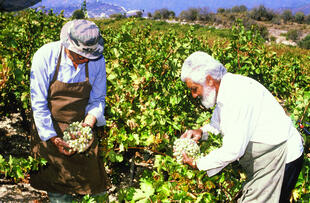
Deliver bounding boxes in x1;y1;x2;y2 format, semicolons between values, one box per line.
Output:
30;41;107;141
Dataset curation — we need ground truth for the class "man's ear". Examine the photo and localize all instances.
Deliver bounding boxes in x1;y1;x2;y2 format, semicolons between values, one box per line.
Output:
205;75;214;86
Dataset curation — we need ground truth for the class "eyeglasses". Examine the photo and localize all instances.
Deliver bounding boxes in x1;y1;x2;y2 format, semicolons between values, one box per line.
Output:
70;50;88;61
77;55;86;60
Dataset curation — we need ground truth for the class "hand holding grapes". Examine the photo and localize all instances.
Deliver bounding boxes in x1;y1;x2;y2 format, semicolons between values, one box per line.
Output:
173;138;201;165
63;121;94;153
182;151;197;168
180;129;202;143
50;136;76;156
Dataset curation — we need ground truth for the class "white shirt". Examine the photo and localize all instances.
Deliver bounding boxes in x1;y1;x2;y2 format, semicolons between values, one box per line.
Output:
197;73;304;177
30;41;107;141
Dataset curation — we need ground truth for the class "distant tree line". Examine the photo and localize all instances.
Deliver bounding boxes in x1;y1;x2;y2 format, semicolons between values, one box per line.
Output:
71;3;310;25
144;5;310;49
147;5;310;25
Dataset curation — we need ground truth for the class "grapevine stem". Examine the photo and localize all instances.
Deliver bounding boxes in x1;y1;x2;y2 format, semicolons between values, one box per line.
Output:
300;102;309;124
160;48;177;76
219;182;233;201
113;147;168;156
129;154;135;186
232;190;242;201
187;192;196;199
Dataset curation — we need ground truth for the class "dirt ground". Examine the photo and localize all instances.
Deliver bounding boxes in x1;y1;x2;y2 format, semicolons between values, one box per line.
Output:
0;113;49;202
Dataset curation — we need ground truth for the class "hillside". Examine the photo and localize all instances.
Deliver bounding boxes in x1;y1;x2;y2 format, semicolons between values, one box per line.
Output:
279;3;310;14
31;0;310;17
96;0;310;15
33;0;126;18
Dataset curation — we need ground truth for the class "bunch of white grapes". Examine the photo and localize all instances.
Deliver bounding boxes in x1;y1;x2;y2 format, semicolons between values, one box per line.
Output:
63;121;93;153
173;138;201;164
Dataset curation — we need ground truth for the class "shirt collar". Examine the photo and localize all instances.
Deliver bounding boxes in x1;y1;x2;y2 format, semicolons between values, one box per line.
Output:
60;45;74;67
216;72;231;106
59;44;86;70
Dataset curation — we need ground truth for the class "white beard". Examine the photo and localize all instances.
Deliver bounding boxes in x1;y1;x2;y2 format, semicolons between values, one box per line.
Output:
201;85;216;109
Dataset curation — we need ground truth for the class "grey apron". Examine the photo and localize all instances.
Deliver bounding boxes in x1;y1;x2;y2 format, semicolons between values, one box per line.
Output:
238;141;287;203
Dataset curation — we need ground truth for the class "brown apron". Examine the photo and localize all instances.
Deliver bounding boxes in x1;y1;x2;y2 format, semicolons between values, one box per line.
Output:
30;46;110;195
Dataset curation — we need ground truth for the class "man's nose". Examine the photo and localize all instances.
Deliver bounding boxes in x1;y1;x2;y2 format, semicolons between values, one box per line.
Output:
191;92;198;98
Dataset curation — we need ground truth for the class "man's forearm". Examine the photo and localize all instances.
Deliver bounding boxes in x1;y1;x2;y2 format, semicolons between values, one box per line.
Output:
84;114;97;128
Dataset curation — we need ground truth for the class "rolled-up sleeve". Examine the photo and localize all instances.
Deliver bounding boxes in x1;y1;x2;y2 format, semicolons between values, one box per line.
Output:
30;49;57;141
86;58;107;126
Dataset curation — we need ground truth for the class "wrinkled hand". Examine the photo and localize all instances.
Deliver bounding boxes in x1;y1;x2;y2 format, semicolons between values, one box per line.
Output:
81;122;93;129
182;152;197;169
180;129;202;143
50;137;76;156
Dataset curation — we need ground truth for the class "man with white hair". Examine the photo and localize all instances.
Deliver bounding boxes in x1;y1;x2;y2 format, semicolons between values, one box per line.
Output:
180;51;304;202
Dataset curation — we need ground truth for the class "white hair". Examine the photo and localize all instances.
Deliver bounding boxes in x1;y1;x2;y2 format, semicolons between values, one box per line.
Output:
181;51;227;84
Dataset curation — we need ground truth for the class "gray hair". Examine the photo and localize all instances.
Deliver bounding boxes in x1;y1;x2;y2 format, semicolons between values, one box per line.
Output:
181;51;227;84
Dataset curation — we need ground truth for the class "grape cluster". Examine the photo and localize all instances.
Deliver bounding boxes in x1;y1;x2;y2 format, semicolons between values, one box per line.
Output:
204;124;220;135
63;121;93;153
173;138;201;164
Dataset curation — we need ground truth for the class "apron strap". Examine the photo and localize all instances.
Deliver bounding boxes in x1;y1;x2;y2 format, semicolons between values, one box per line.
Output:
51;46;63;84
51;46;89;83
85;62;89;81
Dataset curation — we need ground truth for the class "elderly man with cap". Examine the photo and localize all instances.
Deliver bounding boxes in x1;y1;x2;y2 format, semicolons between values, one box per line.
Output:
180;51;304;202
30;19;110;202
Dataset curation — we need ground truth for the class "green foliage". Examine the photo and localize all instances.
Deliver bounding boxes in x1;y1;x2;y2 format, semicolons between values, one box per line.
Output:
294;12;305;24
153;8;175;20
298;34;310;49
305;15;310;24
271;15;282;25
179;8;200;21
80;0;88;18
72;193;109;203
81;0;87;14
217;8;225;14
100;18;309;201
109;13;126;20
282;9;294;22
214;20;273;86
250;5;275;21
293;154;310;201
217;5;247;14
102;21;208;156
0;154;47;182
135;11;143;18
231;5;247;13
72;9;85;19
74;195;96;203
119;150;243;202
286;29;302;42
0;8;66;115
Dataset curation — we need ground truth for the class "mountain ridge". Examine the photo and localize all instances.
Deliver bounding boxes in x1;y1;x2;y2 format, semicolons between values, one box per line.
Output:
32;0;310;17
